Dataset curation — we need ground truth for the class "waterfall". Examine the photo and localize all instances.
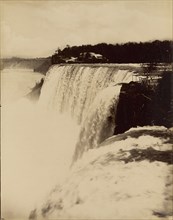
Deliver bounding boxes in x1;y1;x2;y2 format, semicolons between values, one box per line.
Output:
73;85;122;162
39;64;134;161
2;65;171;220
39;65;133;124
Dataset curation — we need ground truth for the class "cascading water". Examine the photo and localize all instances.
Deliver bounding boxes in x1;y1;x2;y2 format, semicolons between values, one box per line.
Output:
72;85;122;162
39;65;133;124
39;65;134;161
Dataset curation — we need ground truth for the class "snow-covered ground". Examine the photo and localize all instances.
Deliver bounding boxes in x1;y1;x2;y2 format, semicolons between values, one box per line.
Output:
32;126;173;220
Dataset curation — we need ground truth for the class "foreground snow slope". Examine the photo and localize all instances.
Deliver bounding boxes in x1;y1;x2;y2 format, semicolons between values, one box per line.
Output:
30;126;173;220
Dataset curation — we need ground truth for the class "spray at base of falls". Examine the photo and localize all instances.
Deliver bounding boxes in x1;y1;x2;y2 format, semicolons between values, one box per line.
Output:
1;98;80;219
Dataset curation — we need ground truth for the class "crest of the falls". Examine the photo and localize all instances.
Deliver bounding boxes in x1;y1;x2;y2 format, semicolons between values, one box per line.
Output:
39;65;133;124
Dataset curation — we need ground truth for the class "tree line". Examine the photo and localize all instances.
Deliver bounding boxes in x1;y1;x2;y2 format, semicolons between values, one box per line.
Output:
52;40;172;64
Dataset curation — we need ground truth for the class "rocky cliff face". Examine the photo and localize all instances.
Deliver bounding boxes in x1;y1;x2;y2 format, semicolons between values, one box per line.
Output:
153;71;173;128
26;78;44;102
114;81;154;134
114;72;173;135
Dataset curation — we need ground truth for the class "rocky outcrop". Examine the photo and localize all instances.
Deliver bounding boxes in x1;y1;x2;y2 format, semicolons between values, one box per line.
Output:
26;78;44;102
153;71;173;128
114;81;154;134
115;72;173;135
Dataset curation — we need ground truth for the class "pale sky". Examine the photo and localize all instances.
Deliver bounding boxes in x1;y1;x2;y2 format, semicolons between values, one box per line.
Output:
0;0;172;58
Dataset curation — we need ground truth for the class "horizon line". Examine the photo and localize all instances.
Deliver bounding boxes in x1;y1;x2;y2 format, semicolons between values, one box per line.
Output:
1;39;172;59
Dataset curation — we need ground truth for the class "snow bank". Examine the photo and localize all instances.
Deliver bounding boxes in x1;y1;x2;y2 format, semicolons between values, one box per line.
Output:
31;126;173;220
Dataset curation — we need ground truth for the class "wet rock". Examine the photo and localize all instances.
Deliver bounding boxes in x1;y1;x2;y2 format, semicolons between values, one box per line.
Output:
114;81;154;134
26;78;44;102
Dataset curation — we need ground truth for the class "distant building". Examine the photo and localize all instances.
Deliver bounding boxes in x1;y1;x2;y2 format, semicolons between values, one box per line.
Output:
79;52;107;62
65;57;78;63
90;52;103;59
79;52;103;60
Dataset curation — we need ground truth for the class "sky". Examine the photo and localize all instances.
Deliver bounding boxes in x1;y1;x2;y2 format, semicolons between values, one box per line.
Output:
0;0;172;58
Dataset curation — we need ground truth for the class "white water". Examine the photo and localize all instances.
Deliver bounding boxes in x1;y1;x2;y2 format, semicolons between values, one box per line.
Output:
1;65;134;219
73;85;122;161
1;99;79;219
39;65;133;123
39;65;134;161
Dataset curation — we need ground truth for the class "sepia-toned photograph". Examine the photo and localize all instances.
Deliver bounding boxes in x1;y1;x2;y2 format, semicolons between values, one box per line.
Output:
0;0;172;219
